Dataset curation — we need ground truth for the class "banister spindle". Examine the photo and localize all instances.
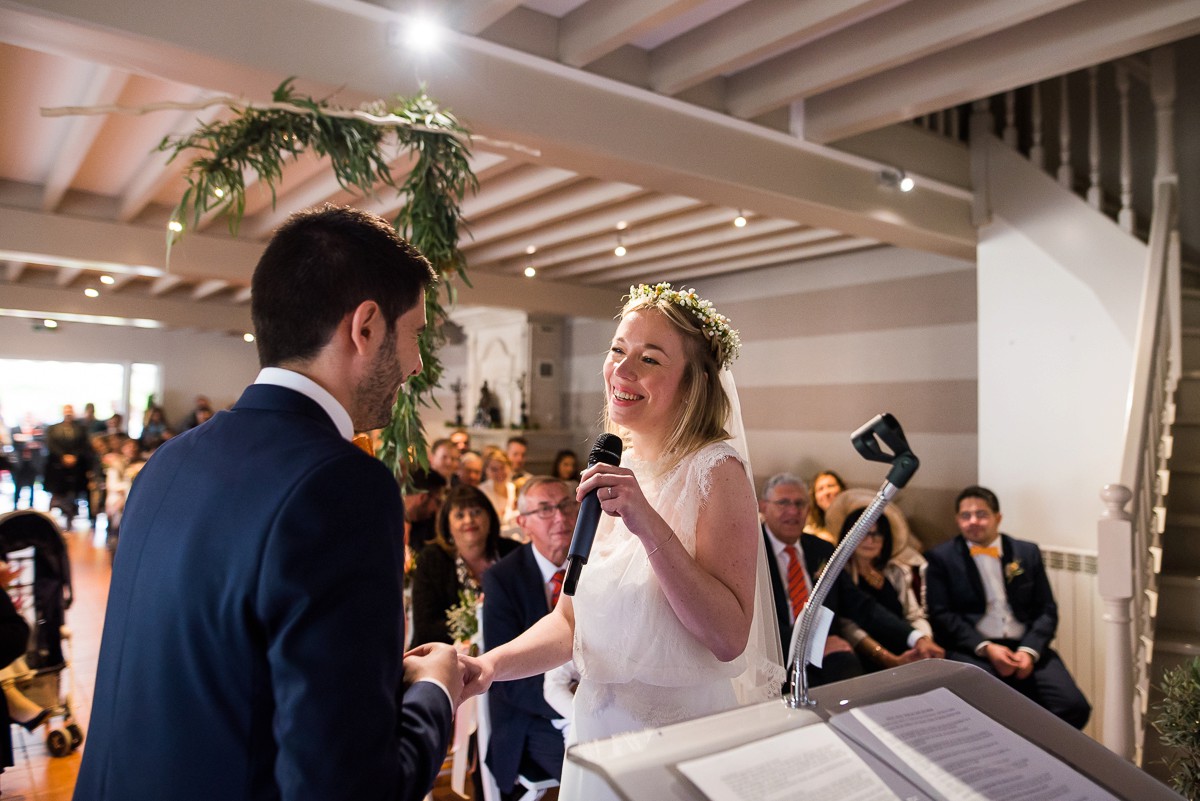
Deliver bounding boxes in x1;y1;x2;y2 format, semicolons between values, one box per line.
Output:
1117;63;1133;233
1087;66;1102;209
1030;82;1045;170
1151;47;1177;186
1058;75;1073;189
1003;90;1018;147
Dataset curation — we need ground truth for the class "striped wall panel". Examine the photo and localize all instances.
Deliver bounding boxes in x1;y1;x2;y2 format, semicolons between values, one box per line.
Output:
564;246;978;544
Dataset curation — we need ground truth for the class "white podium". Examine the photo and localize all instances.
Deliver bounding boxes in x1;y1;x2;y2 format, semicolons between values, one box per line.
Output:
567;661;1181;801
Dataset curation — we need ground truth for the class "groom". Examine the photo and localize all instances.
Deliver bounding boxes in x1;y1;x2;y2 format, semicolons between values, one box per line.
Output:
75;206;463;801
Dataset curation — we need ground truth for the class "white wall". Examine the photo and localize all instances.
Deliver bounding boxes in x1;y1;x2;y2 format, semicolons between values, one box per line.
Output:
0;316;258;423
976;136;1147;550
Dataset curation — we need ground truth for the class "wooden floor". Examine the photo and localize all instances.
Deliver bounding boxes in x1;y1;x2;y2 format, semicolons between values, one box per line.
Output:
0;500;480;800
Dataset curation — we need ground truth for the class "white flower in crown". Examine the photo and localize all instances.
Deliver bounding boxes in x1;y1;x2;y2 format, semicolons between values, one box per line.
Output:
628;282;741;369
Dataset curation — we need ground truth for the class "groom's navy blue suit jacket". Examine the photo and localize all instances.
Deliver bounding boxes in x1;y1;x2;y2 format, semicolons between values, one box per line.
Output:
75;384;452;801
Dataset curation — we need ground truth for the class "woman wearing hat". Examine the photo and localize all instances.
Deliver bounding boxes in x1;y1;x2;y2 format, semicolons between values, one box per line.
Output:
827;488;938;671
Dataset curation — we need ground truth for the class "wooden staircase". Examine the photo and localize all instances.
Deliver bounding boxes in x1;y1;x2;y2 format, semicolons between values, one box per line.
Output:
1144;284;1200;782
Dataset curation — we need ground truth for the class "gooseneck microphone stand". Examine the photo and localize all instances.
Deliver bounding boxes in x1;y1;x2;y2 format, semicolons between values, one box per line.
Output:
785;413;921;709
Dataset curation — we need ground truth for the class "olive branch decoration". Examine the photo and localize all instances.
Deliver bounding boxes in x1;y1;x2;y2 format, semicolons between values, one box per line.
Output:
156;78;477;481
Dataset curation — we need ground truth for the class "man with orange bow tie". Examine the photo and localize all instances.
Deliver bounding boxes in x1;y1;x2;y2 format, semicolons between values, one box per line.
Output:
925;485;1091;728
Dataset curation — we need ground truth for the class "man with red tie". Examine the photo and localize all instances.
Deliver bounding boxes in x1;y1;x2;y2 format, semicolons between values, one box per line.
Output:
759;474;938;686
481;476;578;798
925;485;1091;728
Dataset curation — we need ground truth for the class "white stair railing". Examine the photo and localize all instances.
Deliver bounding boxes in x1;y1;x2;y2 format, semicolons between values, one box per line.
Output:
930;45;1181;761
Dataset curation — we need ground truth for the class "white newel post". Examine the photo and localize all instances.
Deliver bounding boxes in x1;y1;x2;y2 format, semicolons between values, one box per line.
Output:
1098;484;1135;760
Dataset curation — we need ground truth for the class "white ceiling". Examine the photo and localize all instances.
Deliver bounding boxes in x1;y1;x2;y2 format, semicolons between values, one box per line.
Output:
0;0;1196;330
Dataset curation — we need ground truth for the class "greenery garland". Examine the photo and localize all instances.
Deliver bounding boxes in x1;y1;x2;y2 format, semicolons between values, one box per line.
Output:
159;78;475;480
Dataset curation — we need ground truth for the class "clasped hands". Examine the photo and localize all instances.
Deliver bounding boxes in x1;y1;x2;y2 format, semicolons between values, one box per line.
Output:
983;642;1035;679
402;644;492;708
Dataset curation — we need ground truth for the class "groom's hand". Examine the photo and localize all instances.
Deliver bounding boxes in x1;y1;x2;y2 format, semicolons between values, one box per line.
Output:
404;643;464;706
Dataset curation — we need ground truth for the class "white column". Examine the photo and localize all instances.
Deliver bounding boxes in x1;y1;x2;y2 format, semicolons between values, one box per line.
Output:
1098;484;1134;760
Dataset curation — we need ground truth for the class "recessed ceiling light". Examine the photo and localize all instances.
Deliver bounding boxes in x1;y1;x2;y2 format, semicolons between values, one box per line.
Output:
43;319;58;329
243;333;256;343
614;244;627;257
524;266;537;278
525;245;537;255
733;213;747;228
84;288;100;298
167;220;183;233
100;275;115;285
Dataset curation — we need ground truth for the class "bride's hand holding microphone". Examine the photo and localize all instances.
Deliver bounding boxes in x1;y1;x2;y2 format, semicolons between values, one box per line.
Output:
578;463;673;556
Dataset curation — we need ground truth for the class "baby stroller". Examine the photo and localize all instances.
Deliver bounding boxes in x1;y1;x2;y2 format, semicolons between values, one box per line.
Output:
0;510;84;757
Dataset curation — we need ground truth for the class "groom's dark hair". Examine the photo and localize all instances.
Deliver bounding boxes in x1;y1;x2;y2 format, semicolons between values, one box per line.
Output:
251;204;435;367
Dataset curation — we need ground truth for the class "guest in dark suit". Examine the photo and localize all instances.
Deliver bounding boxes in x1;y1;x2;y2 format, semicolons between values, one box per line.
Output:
759;473;942;686
43;405;91;522
482;477;578;799
75;205;465;801
925;485;1090;729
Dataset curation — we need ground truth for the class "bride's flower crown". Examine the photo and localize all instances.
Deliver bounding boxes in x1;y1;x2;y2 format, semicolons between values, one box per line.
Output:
628;282;741;369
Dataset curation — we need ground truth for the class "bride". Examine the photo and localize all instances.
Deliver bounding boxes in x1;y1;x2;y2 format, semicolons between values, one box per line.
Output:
462;283;783;801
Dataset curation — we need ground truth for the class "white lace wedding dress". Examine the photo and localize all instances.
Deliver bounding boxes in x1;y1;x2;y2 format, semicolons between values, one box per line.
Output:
562;440;783;801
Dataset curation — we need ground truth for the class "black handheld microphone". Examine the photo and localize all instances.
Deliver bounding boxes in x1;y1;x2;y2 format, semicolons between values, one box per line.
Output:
562;433;623;596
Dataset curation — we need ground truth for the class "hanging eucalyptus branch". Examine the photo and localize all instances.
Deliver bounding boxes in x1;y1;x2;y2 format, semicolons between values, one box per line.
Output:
157;78;476;481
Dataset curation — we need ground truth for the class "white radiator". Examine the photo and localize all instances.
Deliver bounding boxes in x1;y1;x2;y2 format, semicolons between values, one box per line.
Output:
1042;547;1104;743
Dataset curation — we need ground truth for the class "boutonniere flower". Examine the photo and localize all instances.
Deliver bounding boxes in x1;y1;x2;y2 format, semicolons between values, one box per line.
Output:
1005;560;1024;583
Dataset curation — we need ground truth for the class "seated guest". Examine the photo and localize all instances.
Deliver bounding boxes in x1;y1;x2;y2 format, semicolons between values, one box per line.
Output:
404;468;447;553
457;452;483;488
429;437;460;486
759;474;941;685
505;436;531;488
925;485;1091;729
551;449;579;486
805;469;846;544
411;485;515;646
480;450;520;538
482;477;578;799
827;489;935;671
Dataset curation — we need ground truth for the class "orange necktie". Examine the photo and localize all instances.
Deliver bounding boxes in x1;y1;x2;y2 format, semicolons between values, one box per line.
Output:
783;545;808;622
969;545;1000;558
351;433;375;456
548;569;566;609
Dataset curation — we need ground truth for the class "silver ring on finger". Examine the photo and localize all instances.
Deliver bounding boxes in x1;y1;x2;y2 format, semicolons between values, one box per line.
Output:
608;486;615;499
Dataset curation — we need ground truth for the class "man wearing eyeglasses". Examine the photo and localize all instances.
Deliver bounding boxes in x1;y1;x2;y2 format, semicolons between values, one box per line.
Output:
925;485;1090;728
481;476;578;799
759;473;941;685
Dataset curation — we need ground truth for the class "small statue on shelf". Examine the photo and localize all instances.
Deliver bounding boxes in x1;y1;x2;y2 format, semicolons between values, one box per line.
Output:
473;381;502;429
450;378;464;427
517;372;529;430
